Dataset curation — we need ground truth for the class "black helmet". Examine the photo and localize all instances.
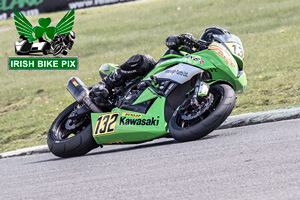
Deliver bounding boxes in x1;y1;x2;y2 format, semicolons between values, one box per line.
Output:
200;27;230;43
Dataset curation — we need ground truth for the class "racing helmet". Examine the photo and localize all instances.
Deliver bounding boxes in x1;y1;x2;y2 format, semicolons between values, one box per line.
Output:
68;31;76;41
200;26;230;43
200;27;244;69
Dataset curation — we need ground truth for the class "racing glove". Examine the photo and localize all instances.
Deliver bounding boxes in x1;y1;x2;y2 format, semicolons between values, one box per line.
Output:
165;35;182;49
165;33;200;53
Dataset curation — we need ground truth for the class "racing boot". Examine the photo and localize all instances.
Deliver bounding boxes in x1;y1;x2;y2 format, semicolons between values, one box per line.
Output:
92;68;126;101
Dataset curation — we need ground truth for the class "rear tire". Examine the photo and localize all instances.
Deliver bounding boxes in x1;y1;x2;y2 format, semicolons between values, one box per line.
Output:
169;84;236;142
47;102;99;158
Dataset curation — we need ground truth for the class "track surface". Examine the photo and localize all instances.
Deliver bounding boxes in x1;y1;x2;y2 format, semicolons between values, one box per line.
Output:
1;119;300;200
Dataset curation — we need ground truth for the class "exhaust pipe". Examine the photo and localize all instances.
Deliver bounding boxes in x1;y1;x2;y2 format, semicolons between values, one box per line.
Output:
67;77;102;113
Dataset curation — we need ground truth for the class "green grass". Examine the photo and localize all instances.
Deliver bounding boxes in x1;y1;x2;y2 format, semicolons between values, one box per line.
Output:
1;0;300;152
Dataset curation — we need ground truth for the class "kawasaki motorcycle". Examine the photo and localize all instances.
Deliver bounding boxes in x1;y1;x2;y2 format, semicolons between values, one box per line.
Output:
48;34;247;158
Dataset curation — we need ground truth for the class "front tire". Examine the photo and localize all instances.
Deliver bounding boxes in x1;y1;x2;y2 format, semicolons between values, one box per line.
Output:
53;45;63;56
47;102;99;158
169;84;236;142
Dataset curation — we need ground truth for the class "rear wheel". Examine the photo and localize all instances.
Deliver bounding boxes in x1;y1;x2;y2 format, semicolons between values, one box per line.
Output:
169;84;236;142
47;102;99;158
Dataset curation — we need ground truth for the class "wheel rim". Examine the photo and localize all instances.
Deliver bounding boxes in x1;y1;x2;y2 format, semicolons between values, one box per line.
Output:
54;106;90;140
176;87;224;128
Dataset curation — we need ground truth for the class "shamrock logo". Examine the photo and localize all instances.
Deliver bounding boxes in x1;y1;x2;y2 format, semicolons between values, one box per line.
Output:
33;18;56;40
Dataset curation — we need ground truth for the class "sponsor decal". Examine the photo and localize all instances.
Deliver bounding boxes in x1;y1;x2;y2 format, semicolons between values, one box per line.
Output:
119;116;159;126
155;63;203;84
209;44;236;68
122;113;142;118
182;55;205;65
121;69;137;74
199;59;205;65
72;78;79;87
164;69;188;77
185;55;201;62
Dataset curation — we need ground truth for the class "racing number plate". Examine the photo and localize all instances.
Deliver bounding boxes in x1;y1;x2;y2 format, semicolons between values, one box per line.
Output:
225;42;244;59
93;113;119;136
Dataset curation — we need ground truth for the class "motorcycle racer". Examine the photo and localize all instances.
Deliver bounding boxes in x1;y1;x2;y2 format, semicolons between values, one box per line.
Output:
49;31;76;56
92;27;230;101
48;26;247;158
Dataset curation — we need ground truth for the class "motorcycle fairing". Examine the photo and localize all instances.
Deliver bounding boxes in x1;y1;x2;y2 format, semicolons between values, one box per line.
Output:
91;96;167;144
192;42;247;93
143;53;215;80
146;63;203;84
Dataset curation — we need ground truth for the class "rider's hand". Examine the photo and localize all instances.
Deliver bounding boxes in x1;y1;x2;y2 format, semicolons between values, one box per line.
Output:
197;39;210;50
178;33;200;51
165;35;182;49
178;33;197;46
166;33;201;53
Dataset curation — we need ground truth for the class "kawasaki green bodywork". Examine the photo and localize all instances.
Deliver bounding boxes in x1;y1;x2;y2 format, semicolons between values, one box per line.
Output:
91;97;167;144
92;42;247;145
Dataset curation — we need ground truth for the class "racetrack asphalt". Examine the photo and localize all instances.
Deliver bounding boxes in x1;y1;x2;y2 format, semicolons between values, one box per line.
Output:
2;118;300;200
1;105;300;158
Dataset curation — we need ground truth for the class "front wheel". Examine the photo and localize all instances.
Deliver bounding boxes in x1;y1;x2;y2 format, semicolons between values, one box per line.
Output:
47;102;99;158
169;83;236;142
53;45;63;56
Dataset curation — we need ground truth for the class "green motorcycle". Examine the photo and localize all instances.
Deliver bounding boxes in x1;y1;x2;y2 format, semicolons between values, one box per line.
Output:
48;34;247;158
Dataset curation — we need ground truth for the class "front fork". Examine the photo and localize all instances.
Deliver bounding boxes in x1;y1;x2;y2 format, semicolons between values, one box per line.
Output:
191;73;210;107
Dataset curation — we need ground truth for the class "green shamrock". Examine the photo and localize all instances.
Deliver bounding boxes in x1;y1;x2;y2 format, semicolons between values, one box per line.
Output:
33;18;56;40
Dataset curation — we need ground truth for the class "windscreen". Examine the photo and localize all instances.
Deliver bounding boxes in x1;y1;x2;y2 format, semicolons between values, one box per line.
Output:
214;34;244;61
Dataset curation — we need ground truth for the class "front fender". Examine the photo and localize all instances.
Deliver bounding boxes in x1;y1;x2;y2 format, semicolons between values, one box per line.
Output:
205;73;247;94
